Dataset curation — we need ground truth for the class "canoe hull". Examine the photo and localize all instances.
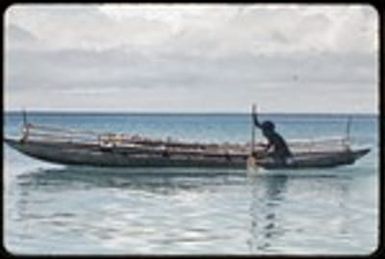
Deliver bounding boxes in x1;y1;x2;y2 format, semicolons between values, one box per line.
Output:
255;148;370;169
4;138;370;170
4;138;247;169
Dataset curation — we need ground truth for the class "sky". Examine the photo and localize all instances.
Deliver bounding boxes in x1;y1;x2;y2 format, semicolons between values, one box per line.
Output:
4;4;379;113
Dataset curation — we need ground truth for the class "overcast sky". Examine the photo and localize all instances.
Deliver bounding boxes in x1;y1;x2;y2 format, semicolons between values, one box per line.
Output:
4;4;378;113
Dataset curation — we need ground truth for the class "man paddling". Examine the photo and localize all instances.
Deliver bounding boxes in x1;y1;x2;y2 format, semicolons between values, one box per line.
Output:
252;107;292;165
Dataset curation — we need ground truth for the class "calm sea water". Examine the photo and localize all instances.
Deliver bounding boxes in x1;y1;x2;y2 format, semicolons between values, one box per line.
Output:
3;113;379;255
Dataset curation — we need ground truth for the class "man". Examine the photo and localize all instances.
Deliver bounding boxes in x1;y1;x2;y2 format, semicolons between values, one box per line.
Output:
253;110;292;165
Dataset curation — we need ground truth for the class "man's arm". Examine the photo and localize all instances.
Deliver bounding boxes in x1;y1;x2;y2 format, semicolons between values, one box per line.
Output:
264;140;272;152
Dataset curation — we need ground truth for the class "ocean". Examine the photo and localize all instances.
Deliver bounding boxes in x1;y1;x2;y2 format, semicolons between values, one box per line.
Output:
3;112;379;255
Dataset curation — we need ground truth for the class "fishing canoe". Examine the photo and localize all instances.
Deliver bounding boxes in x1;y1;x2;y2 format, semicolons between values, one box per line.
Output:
4;124;370;170
4;108;370;170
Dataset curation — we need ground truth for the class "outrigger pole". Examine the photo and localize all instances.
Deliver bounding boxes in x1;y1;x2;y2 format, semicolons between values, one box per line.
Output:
21;108;29;142
346;116;352;140
22;109;27;127
344;116;352;150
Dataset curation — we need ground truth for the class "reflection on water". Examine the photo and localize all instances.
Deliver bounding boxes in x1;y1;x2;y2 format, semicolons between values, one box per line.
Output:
16;166;246;193
10;167;251;254
247;172;354;254
248;174;288;253
8;165;374;255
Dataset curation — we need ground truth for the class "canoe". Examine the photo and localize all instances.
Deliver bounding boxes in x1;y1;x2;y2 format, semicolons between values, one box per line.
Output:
4;113;370;170
4;136;370;170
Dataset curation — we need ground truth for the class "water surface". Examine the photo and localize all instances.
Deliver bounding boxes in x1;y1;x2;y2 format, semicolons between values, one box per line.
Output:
3;113;379;255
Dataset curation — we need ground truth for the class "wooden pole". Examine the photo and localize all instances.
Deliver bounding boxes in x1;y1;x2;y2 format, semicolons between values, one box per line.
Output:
21;108;29;142
247;104;258;172
344;116;352;150
22;109;27;127
346;116;352;140
251;104;256;154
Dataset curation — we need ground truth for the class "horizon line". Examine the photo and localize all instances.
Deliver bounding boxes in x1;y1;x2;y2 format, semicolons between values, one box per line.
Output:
3;109;379;116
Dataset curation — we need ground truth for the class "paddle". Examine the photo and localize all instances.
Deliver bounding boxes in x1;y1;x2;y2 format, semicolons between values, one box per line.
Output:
247;104;259;172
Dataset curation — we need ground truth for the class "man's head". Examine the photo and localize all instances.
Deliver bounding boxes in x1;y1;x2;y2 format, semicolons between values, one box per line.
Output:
261;121;275;132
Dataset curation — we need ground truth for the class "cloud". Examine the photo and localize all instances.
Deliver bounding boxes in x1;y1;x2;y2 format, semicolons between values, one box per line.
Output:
6;23;36;41
4;4;379;113
6;4;378;55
